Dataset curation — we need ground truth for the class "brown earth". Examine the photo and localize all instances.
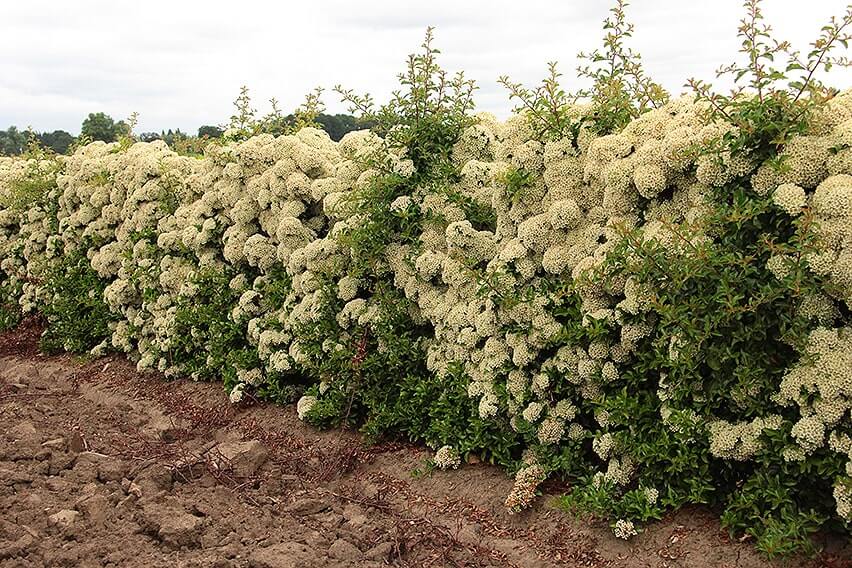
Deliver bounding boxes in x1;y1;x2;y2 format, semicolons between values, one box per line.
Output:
0;320;849;568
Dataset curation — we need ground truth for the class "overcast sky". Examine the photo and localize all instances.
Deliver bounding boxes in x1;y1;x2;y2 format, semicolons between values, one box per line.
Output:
2;0;851;135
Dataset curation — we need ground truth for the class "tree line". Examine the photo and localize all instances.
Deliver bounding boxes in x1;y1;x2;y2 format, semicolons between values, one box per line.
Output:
0;111;362;156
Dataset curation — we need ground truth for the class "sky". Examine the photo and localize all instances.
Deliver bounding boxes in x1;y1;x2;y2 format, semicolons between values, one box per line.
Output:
2;0;851;135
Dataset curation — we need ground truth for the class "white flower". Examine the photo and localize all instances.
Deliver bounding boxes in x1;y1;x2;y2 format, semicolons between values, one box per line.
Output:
229;383;245;404
613;519;637;540
389;195;413;213
433;446;461;470
772;183;807;215
296;395;317;420
643;486;659;505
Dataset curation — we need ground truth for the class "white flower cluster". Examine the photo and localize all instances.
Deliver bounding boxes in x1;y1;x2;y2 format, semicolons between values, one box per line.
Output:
0;155;63;314
433;445;462;470
504;453;546;513
835;480;852;521
296;394;317;419
808;174;852;302
708;415;783;461
775;327;852;454
613;518;638;540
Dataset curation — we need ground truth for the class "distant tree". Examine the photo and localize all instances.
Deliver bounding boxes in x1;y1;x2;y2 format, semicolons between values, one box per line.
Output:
114;120;129;139
37;130;75;154
160;129;188;147
81;112;120;143
250;112;362;141
198;125;224;139
0;126;28;155
139;132;162;142
316;113;363;141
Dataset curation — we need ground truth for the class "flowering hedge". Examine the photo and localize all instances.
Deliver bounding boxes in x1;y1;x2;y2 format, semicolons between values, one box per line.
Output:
3;9;852;556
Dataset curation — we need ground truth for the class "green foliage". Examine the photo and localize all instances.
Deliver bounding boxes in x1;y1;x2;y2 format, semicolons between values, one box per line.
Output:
395;363;524;466
0;285;22;331
499;0;668;140
688;0;852;161
168;268;245;382
290;87;326;132
575;0;669;134
559;477;664;525
116;112;138;151
224;86;327;142
499;62;581;142
335;27;477;174
0;128;76;156
227;86;257;138
721;470;827;557
496;164;537;205
440;184;497;232
0;245;24;332
39;243;114;354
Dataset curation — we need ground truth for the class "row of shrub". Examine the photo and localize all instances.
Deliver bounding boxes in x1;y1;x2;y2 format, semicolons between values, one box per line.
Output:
2;0;851;556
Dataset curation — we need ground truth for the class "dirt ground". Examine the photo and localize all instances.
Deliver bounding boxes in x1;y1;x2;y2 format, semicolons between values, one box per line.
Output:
0;320;849;568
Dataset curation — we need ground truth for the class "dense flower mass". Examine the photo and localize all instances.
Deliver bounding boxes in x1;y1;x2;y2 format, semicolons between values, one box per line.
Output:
3;88;852;553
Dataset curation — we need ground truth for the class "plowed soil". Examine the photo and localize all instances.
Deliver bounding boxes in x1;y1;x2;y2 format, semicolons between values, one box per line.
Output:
0;320;848;568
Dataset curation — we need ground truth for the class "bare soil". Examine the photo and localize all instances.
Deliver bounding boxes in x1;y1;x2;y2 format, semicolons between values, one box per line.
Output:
0;320;848;568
